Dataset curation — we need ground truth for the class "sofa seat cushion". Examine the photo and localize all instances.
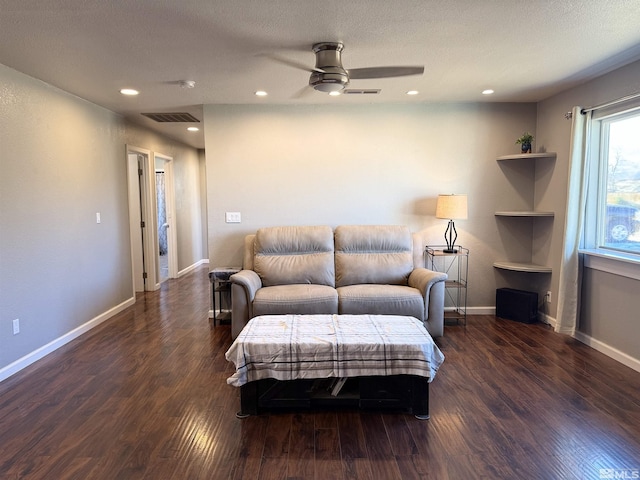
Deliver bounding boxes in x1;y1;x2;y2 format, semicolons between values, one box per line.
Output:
253;284;338;316
337;284;424;321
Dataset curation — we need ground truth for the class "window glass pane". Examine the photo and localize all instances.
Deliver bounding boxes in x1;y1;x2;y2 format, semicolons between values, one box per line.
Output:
603;114;640;251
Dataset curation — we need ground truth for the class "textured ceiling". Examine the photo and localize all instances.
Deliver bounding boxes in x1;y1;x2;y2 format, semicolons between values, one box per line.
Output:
2;0;640;149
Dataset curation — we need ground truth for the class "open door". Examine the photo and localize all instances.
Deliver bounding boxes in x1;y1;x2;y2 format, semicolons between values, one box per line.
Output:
127;148;149;292
126;146;156;291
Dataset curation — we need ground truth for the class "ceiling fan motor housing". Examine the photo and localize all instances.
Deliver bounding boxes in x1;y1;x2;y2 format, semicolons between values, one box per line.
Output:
310;42;349;92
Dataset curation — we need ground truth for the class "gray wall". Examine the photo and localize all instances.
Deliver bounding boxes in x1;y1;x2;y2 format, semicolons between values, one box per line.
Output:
537;59;640;364
204;102;538;309
3;53;637;378
0;63;207;376
581;268;639;359
205;60;640;367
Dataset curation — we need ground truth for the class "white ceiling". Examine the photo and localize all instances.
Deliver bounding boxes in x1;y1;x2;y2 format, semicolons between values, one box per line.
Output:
2;0;640;150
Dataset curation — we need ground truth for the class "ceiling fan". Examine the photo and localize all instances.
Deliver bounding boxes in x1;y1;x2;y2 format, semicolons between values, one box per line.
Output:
269;42;424;94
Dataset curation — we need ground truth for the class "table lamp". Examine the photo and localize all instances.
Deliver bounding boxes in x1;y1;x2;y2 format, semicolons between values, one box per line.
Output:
435;194;468;253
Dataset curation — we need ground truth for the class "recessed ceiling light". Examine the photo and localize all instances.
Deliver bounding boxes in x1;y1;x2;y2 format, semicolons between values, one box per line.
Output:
482;89;495;95
255;90;268;96
328;91;341;96
120;88;139;96
187;127;199;132
406;90;419;95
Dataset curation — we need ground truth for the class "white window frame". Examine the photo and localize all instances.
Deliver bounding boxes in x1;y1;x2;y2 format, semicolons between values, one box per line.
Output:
580;102;640;280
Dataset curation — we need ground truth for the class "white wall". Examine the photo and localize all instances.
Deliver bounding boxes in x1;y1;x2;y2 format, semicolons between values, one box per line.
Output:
0;63;206;379
204;102;538;309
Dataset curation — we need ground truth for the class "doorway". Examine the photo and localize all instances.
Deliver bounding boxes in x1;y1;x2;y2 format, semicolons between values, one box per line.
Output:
154;153;177;283
126;146;178;292
127;148;150;292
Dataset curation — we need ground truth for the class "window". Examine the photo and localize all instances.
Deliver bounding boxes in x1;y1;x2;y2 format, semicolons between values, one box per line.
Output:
589;107;640;254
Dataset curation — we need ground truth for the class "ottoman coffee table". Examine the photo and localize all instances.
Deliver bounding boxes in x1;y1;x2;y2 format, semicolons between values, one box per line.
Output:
225;314;444;419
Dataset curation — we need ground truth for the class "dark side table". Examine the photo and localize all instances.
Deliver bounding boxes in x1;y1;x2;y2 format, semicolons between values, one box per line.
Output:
209;267;241;325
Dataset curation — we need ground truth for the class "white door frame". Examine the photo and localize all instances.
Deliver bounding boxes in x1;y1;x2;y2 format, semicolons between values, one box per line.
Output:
127;150;146;293
126;145;160;291
153;152;178;281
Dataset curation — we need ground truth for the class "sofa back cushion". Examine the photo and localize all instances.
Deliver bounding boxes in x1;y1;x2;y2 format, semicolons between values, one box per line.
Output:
334;225;414;287
243;234;256;270
253;225;335;287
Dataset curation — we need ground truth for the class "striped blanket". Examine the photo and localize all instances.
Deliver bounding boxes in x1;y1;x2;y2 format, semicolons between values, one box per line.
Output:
225;314;444;387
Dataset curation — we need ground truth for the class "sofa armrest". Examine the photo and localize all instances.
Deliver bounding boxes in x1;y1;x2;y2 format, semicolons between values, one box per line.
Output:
230;270;263;338
408;267;447;293
408;268;448;337
230;269;262;296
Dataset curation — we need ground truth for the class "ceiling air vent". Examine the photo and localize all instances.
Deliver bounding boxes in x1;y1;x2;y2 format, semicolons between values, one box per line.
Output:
342;89;381;95
141;112;200;123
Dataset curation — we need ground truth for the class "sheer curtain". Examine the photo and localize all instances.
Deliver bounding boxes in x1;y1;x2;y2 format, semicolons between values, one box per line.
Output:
156;171;168;256
556;106;591;335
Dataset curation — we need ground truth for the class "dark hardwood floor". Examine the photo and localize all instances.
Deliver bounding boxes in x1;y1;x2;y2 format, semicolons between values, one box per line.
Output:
1;266;639;479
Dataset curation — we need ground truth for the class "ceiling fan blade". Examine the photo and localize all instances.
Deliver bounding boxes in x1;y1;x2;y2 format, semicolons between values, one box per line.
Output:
261;53;324;73
347;66;424;79
292;85;315;99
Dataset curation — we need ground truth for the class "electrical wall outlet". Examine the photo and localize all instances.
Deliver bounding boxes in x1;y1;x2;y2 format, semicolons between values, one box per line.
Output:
13;319;20;335
544;291;552;303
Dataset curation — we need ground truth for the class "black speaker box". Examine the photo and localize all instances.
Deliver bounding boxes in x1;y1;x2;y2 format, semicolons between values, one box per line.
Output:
496;288;538;324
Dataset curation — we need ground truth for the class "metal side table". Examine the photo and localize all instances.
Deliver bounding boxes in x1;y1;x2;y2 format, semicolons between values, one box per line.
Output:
209;267;241;325
426;246;468;325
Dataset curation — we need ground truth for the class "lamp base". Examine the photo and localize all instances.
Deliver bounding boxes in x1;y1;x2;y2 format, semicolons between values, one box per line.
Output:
443;220;458;254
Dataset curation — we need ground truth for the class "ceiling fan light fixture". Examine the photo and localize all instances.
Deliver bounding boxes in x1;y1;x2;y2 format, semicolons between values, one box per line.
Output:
308;42;349;93
309;71;348;92
268;41;424;96
312;81;346;93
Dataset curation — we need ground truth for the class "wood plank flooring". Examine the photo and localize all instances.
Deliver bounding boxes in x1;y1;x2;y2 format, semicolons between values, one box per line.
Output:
1;266;639;479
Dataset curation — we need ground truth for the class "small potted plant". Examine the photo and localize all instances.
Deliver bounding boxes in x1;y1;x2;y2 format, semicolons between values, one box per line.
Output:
516;132;534;154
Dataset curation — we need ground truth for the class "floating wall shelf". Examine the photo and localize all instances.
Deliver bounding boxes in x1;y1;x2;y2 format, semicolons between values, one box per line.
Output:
496;152;557;162
495;211;554;217
493;151;557;277
493;261;552;274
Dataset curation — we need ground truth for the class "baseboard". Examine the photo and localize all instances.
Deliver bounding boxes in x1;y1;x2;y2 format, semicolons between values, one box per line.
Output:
447;306;556;323
466;306;495;315
574;331;640;374
538;312;557;327
177;258;209;278
0;296;135;384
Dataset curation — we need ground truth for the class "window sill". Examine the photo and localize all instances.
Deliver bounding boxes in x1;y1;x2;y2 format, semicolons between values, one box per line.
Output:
580;248;640;281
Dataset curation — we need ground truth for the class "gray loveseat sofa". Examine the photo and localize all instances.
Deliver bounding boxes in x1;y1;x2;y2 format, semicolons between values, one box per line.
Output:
229;225;448;339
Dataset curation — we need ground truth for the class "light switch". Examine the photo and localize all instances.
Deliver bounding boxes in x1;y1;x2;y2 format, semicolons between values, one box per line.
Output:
96;212;101;224
225;212;241;223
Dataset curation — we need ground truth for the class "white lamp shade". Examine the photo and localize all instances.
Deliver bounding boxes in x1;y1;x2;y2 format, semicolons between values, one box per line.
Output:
435;194;468;220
